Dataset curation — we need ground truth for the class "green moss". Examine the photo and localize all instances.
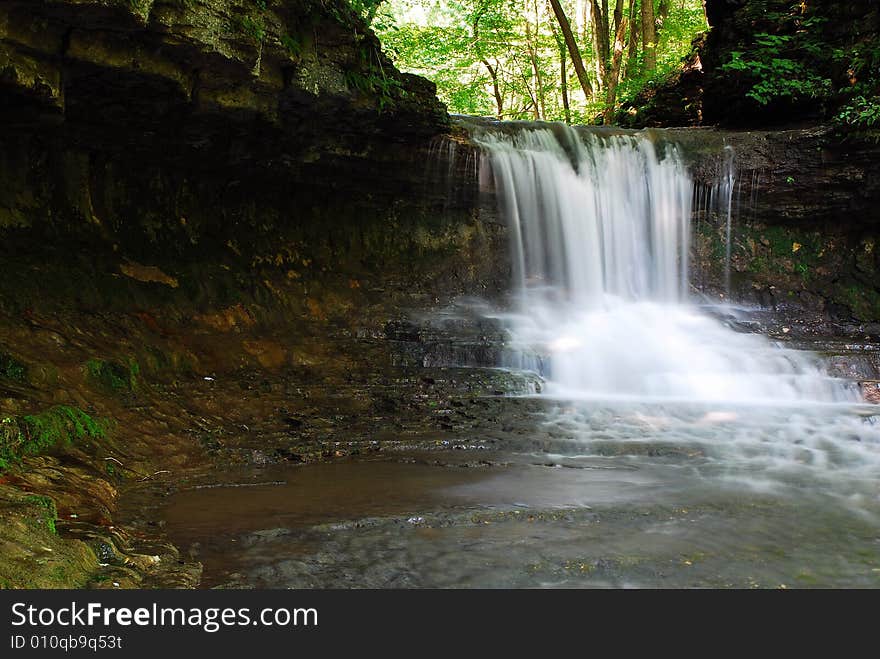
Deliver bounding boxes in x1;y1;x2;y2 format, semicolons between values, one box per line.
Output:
124;0;153;18
23;405;106;447
344;49;404;113
24;495;58;535
834;283;880;321
0;352;27;382
761;226;795;256
694;221;721;255
86;358;139;392
281;34;302;57
0;406;107;471
105;460;118;479
0;491;99;588
236;15;266;42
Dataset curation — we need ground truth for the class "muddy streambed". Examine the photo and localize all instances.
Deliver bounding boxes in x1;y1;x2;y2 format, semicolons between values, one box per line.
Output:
164;399;880;588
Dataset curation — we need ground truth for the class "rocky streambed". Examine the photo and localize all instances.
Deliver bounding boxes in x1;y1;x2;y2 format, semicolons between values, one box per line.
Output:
131;307;880;589
2;276;880;589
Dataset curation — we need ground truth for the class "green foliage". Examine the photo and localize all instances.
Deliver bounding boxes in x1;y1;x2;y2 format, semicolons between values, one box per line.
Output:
0;406;107;471
834;40;880;130
0;352;27;382
238;14;266;42
124;0;152;15
836;94;880;129
615;3;709;110
721;27;833;105
231;1;274;43
86;358;139;393
280;34;302;57
377;0;707;123
346;68;404;111
350;0;388;26
719;2;880;127
344;45;406;112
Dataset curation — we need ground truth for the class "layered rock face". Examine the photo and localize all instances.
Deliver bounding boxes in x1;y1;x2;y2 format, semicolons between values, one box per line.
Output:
669;127;880;325
0;0;505;309
1;0;448;137
0;1;506;589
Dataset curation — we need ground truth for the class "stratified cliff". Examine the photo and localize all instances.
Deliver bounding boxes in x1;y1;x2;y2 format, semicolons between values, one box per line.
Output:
0;0;507;300
0;0;505;589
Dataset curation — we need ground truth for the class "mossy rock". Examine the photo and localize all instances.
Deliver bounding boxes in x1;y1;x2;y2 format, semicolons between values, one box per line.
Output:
0;406;107;471
22;494;58;535
0;352;27;382
85;358;140;392
0;486;98;588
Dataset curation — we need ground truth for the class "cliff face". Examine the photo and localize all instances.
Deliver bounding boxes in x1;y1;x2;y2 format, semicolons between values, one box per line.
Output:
0;1;506;294
667;127;880;325
1;0;448;138
0;0;513;326
0;1;508;589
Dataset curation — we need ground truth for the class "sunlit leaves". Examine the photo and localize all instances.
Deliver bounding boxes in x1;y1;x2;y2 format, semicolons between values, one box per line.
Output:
375;0;707;122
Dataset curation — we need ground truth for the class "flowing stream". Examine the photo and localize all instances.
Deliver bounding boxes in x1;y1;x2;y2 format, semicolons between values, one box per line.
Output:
162;122;880;589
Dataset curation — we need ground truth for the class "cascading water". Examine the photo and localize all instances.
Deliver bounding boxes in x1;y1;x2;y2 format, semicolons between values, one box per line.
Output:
475;124;859;406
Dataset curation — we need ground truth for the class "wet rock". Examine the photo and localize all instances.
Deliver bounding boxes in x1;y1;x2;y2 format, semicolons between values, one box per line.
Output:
860;381;880;404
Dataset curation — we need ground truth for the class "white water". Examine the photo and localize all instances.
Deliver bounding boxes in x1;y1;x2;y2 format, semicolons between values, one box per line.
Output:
476;124;858;406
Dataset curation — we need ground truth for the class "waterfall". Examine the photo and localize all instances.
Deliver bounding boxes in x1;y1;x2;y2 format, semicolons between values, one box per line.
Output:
475;123;859;405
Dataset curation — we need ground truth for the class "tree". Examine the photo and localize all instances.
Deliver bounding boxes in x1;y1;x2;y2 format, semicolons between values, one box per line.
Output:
525;0;547;119
641;0;657;71
603;7;628;123
624;0;639;77
472;8;505;118
548;0;594;100
376;0;707;124
547;4;572;123
589;1;609;90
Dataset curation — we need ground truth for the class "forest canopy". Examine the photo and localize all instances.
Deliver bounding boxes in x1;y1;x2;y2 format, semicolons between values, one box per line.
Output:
363;0;708;124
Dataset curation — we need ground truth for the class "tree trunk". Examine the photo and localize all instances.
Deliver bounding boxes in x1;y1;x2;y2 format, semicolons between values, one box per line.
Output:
560;49;571;124
548;6;571;124
613;0;624;36
548;0;594;99
624;0;639;77
658;0;669;35
603;15;628;124
482;59;504;119
527;1;547;119
642;0;657;71
524;20;542;119
580;0;589;45
473;14;503;119
590;0;608;91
